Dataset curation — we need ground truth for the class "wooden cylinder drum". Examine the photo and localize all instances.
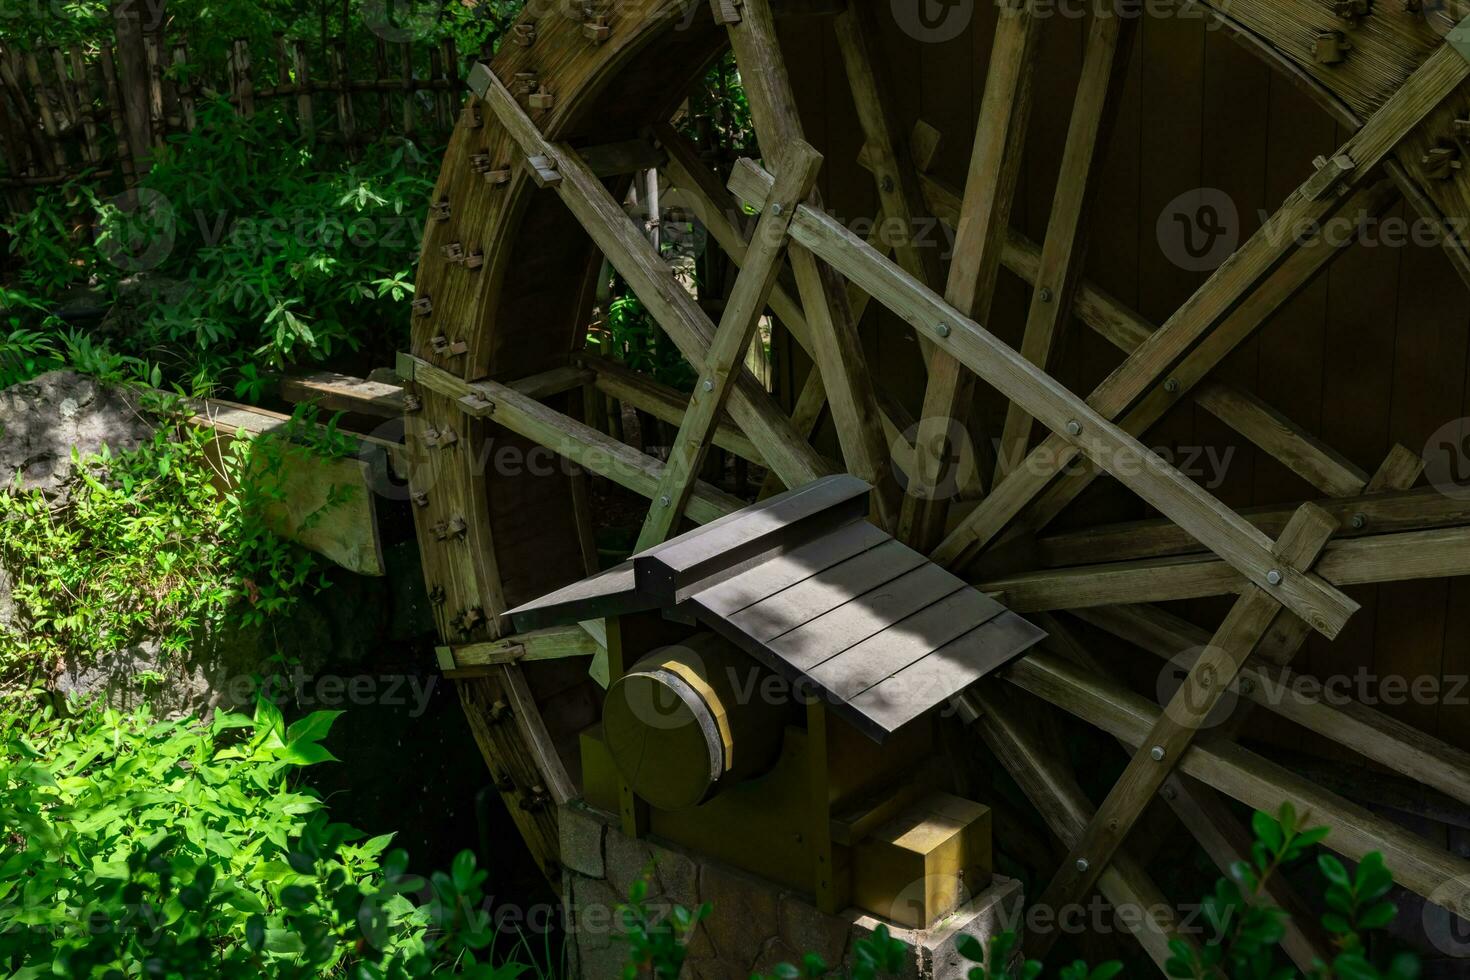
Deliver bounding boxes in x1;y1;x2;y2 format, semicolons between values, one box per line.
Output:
602;631;790;810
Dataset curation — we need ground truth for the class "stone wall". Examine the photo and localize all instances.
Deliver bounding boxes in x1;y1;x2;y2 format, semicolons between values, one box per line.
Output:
559;802;1024;980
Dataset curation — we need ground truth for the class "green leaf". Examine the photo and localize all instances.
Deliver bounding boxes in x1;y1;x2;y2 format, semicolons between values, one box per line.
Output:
1318;854;1351;888
1252;810;1284;852
954;933;984;963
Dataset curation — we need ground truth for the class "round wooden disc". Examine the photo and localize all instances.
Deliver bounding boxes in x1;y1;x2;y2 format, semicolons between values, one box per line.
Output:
603;668;724;811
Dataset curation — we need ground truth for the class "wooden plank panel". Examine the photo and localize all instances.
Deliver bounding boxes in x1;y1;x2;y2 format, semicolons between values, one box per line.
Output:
849;613;1043;733
808;586;1007;699
727;538;926;642
766;564;966;673
693;519;891;619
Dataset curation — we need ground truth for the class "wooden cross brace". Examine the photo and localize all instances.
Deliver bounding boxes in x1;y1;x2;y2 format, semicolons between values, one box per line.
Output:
634;139;823;550
1028;502;1340;957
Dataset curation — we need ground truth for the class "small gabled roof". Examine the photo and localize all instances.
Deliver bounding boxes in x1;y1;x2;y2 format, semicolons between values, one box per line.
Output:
505;476;1045;742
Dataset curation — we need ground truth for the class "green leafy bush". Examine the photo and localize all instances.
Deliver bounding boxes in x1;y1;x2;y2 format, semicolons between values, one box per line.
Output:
0;396;334;681
0;693;545;978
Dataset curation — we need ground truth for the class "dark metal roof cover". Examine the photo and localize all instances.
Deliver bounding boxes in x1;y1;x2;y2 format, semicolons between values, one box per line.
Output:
505;476;1045;740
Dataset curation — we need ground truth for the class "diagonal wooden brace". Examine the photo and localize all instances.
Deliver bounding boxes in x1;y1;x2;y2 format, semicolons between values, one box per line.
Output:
468;63;831;493
728;159;1359;639
635;140;824;550
1028;503;1340;956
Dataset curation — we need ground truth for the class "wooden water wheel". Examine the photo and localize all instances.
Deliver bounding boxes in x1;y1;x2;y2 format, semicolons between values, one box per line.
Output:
402;0;1470;968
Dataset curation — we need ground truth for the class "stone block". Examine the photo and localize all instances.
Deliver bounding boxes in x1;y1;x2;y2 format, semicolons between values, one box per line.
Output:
560;803;608;879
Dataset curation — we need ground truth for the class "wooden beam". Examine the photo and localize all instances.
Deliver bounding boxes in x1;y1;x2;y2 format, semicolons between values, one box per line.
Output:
437;623;601;676
936;41;1469;563
1036;613;1331;972
1035;483;1459;568
636;140;823;549
834;3;945;298
984;519;1470;612
967;684;1197;973
280;371;406;419
1074;603;1470;811
1004;648;1470;915
729;161;1359;639
994;13;1136;483
469;64;829;491
399;353;744;525
907;177;1379;501
724;0;898;527
1031;505;1338;956
901;0;1041;551
578;354;762;463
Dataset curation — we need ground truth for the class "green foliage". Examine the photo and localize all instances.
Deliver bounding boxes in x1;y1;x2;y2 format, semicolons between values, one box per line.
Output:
615;876;709;979
0;396;334;681
602;291;697;393
4;103;438;391
0;693;548;978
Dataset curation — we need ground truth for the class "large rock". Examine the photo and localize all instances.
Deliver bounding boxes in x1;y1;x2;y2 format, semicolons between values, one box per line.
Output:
0;370;154;499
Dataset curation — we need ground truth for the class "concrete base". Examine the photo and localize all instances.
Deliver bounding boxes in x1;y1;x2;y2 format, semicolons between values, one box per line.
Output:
560;802;1024;979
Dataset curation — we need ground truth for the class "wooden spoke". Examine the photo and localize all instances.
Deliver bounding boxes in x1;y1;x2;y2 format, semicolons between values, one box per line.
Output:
401;353;745;524
1075;603;1470;811
908;174;1383;502
1030;504;1339;956
1004;648;1470;916
966;684;1197;973
902;0;1041;551
1036;613;1332;971
834;3;944;299
635;139;824;549
469;64;831;491
724;0;899;528
729;159;1359;639
1035;477;1455;569
578;354;763;464
936;43;1469;565
994;12;1137;484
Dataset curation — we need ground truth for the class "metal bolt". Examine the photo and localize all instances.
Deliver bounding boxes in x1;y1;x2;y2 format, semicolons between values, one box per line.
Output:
1351;513;1367;530
659;495;671;507
770;202;784;216
1239;677;1256;695
1161;785;1178;802
1150;745;1166;761
1075;858;1090;873
881;176;895;192
1164;378;1181;394
1039;287;1054;303
702;378;714;392
1065;419;1082;437
935;323;952;338
1266;569;1284;586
